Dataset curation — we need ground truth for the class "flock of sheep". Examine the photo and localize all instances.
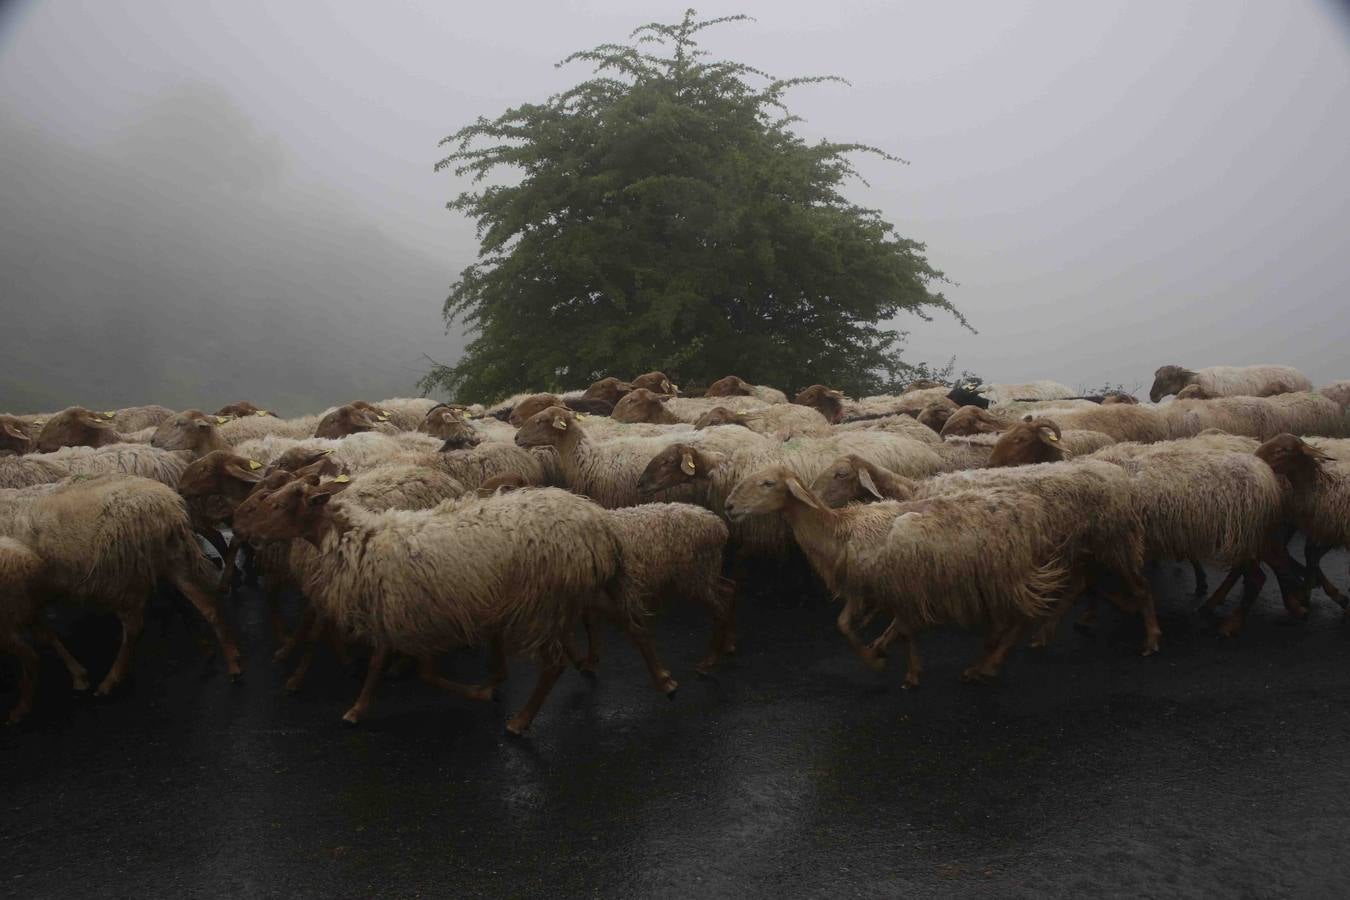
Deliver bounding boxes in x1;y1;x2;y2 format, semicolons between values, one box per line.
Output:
2;363;1348;734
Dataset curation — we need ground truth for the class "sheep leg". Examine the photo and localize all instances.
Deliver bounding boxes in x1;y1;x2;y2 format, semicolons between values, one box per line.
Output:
1304;542;1345;608
1201;567;1243;614
869;619;920;687
1189;559;1209;596
486;635;508;688
579;612;601;674
1;632;40;725
961;622;1027;684
341;644;389;726
32;624;90;692
1218;563;1265;638
838;598;885;671
624;626;678;697
505;661;566;736
215;537;242;599
171;573;243;681
1130;578;1162;656
1262;544;1308;621
328;630;353;669
239;541;260;588
274;602;313;663
695;579;738;675
95;606;145;696
416;656;496;703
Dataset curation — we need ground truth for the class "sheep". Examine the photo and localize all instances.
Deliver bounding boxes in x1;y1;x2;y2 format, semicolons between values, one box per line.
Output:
915;399;958;433
1255;434;1350;611
1020;404;1168;444
37;444;195;488
0;536;93;724
372;397;441;432
793;385;845;424
1102;392;1139;405
235;432;434;473
150;410;231;457
0;416;35;456
976;381;1077;405
704;375;788;404
0;456;69;489
613;389;682;425
232;476;672;734
314;403;383;439
1090;442;1298;635
834;413;943;445
176;450;267;597
810;454;1157;652
723;469;1070;685
218;413;322;445
1320;381;1350;412
0;475;242;696
418;405;482;449
34;407;143;452
214;401;275;419
631;371;679;395
583;376;635;406
1149;364;1313;402
513;407;727;508
692;404;832;439
941;406;1011;437
1162;392;1346;441
423;441;558;492
840;388;951;422
110;404;176;432
661;395;768;424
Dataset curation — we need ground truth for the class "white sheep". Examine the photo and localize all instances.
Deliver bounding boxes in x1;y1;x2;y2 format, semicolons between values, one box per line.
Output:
1149;364;1313;402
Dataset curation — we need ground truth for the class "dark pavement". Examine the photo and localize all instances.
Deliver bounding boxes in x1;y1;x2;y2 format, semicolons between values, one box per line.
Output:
3;546;1350;899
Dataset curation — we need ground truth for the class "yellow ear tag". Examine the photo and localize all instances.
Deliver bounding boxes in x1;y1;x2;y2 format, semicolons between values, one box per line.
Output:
103;412;116;419
1046;433;1059;442
248;459;262;470
322;449;335;455
334;474;350;483
576;413;590;420
216;416;228;424
680;453;696;476
552;418;568;431
256;410;269;416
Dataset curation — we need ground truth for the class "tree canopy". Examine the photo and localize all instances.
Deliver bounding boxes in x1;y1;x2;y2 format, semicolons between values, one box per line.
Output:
421;10;967;401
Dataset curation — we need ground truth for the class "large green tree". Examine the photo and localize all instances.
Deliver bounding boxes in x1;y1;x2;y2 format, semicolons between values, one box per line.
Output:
421;10;967;402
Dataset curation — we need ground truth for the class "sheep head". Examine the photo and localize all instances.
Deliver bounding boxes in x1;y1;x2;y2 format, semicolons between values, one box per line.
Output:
916;399;957;433
630;371;677;396
269;447;346;479
1255;433;1331;484
508;394;563;428
178;450;266;508
514;406;577;449
476;472;528;498
420;405;482;449
0;415;34;455
692;406;746;430
1100;392;1139;405
704;375;754;397
637;443;724;496
792;385;845;424
35;407;119;452
724;465;824;521
940;405;1008;438
151;410;229;457
582;376;634;406
214;401;274;418
314;404;381;439
612;388;679;424
1149;365;1196;402
988;418;1065;467
233;473;352;547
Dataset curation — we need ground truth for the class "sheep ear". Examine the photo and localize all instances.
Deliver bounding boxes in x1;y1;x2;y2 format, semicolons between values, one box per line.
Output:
858;467;883;500
552;416;569;431
680;451;696;475
223;460;264;484
1;422;25;440
786;477;824;510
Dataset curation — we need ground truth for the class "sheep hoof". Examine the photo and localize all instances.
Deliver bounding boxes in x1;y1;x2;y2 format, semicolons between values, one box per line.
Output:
1140;644;1159;657
859;648;887;672
340;711;361;727
959;668;995;685
663;679;679;699
901;677;921;690
504;718;528;736
1217;618;1243;639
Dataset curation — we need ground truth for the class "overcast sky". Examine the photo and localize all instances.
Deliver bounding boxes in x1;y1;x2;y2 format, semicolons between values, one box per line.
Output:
2;0;1347;411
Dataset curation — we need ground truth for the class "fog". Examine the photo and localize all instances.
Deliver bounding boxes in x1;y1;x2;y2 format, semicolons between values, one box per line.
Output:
2;0;1347;413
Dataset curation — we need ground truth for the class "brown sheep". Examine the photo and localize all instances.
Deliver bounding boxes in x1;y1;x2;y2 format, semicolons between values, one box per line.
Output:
793;385;845;424
705;375;755;397
215;401;275;418
939;406;1010;438
612;389;681;425
631;371;678;395
419;405;482;449
314;404;382;439
988;419;1065;467
35;407;130;452
0;416;35;456
583;377;635;406
916;399;958;433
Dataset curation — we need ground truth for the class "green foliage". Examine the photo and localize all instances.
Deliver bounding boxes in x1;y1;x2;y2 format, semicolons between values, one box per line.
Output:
420;10;968;402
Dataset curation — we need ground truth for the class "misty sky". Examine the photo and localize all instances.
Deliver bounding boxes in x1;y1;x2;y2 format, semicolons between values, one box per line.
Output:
2;1;1348;413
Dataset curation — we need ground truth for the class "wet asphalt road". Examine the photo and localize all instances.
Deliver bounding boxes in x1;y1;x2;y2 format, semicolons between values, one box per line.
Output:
3;544;1350;899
